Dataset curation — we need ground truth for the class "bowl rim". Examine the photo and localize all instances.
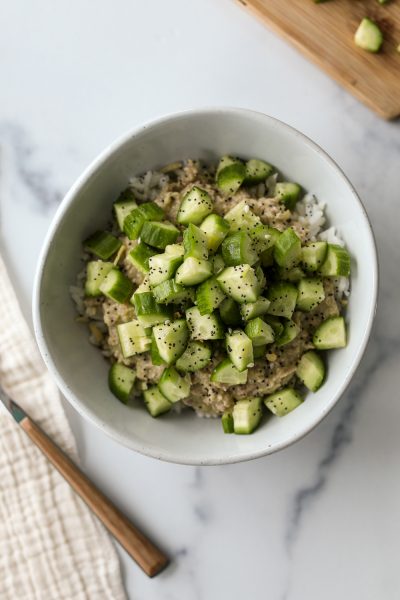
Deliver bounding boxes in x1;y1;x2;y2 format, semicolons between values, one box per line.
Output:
32;106;379;466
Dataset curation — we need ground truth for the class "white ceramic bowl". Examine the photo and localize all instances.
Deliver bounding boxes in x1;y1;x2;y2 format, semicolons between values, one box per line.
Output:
33;108;378;465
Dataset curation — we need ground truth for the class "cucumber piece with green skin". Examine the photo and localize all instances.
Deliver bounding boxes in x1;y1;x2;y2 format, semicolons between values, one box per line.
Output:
132;292;172;326
275;320;300;347
158;367;191;402
183;224;209;260
301;241;327;272
226;330;254;372
217;265;260;304
274;228;302;268
255;265;266;295
275;182;301;210
108;363;136;404
210;254;225;275
117;320;151;358
296;278;325;312
244;159;275;184
240;297;271;321
123;202;164;239
319;244;351;277
233;397;263;434
216;156;246;195
186;306;225;340
177;186;213;225
99;268;134;303
114;189;137;230
143;386;171;417
354;17;383;53
221;232;258;266
211;358;248;385
175;341;212;372
152;279;195;304
84;231;122;260
263;315;284;338
277;266;306;282
148;244;184;287
245;318;275;346
221;410;234;434
152;319;189;365
296;351;325;392
196;276;226;315
250;224;275;254
313;316;347;349
141;220;179;249
128;243;159;274
199;214;230;252
265;388;303;417
219;297;242;326
150;331;167;366
224;200;261;234
175;257;213;286
266;282;298;319
85;260;114;296
253;345;267;359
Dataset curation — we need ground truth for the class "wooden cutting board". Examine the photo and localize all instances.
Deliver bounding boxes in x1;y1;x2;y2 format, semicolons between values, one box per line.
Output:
236;0;400;119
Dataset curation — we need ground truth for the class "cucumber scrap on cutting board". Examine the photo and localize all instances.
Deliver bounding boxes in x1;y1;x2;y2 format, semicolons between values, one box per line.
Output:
236;0;400;119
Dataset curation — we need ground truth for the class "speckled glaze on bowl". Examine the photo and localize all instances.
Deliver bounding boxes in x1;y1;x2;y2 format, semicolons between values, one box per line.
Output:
33;108;378;465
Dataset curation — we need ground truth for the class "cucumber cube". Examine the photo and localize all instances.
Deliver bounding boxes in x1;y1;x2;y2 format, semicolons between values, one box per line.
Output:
143;386;171;417
301;242;327;272
108;363;136;404
114;189;137;230
123;202;164;240
275;320;300;347
275;182;301;210
296;351;325;392
216;156;246;195
183;223;209;260
296;278;325;312
313;317;347;350
219;297;242;326
244;159;275;184
274;228;302;268
217;265;260;304
177;186;213;225
319;244;351;277
221;232;258;266
199;214;230;252
85;260;114;296
128;243;159;274
148;245;184;287
226;330;254;372
233;398;263;434
265;388;303;417
84;231;122;260
196;276;226;315
240;297;271;321
266;282;298;319
152;279;195;304
117;320;151;358
152;320;189;365
175;257;213;286
224;200;261;234
175;341;211;372
211;358;248;385
132;291;172;326
141;220;179;249
99;268;134;303
245;318;275;346
354;17;383;53
158;367;191;403
186;306;225;340
221;410;234;434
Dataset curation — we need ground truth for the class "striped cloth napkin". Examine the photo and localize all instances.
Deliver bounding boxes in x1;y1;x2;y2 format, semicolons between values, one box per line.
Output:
0;255;126;600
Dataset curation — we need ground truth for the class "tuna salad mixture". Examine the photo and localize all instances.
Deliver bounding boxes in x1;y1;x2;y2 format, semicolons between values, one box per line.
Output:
71;156;351;435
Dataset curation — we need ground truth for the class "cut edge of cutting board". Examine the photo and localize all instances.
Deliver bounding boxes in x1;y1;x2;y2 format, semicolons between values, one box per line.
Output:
236;0;400;120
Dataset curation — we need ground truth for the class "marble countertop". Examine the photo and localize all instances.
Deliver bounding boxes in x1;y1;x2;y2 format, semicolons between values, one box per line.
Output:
2;1;400;598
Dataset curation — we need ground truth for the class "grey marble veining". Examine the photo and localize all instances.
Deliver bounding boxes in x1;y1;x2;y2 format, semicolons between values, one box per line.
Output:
1;1;400;599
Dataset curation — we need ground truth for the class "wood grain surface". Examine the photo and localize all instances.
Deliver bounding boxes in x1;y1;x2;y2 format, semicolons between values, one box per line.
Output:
236;0;400;119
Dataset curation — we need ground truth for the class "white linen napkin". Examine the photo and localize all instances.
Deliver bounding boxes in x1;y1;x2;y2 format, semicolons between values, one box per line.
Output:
0;255;126;600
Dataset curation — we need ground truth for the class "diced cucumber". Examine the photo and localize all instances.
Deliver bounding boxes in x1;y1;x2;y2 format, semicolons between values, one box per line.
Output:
99;268;134;303
183;223;209;260
217;265;260;304
221;232;258;266
263;315;284;338
132;291;172;326
150;331;166;366
319;244;351;277
158;367;191;403
141;220;179;249
264;388;303;417
219;297;242;326
244;159;275;184
224;200;261;234
245;318;275;346
128;243;159;274
123;202;164;239
143;386;171;417
216;156;246;195
211;358;248;385
260;227;281;266
296;351;325;392
250;224;275;254
186;306;225;340
85;260;114;296
240;297;271;321
301;241;327;272
175;341;212;372
114;189;137;230
354;17;383;53
313;316;347;350
275;182;301;210
277;266;306;282
152;320;189;365
275;320;300;347
233;397;263;434
296;278;325;312
132;277;151;295
175;258;212;286
226;330;254;372
221;410;234;434
199;214;230;252
152;279;195;304
108;363;136;404
84;231;122;260
266;282;298;319
255;265;266;295
148;244;184;287
253;345;267;359
196;276;226;315
274;228;302;268
210;254;225;275
117;320;151;358
177;186;213;225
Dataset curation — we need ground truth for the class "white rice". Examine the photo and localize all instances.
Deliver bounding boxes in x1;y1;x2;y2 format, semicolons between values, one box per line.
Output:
129;170;169;201
293;193;326;241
